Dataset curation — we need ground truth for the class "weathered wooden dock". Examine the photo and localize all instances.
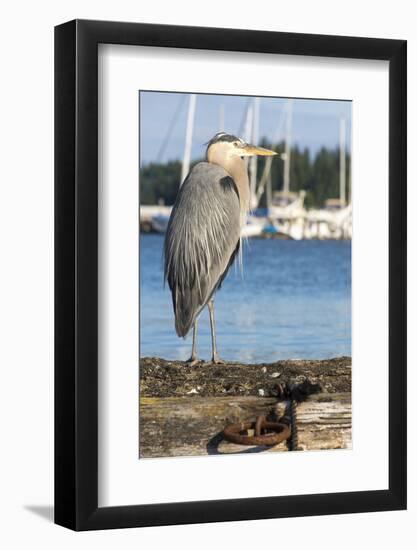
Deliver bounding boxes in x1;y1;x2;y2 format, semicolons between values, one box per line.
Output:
139;356;351;458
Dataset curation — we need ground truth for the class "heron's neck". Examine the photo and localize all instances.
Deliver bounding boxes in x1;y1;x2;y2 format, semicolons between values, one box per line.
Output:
223;158;250;214
207;147;250;214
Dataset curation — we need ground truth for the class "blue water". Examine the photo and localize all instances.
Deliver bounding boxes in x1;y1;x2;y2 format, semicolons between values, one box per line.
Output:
140;235;351;362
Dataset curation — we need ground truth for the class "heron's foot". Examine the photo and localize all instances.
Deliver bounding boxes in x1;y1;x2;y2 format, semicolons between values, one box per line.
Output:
211;355;226;365
185;356;200;367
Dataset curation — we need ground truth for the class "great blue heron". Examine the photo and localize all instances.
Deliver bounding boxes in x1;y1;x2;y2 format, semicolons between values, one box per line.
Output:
164;132;277;365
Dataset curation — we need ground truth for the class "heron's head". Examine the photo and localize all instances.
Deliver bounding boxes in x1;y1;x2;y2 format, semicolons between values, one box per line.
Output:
206;132;277;164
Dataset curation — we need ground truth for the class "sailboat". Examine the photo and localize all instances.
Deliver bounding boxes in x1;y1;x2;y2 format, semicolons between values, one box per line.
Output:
259;99;307;240
304;117;352;239
240;97;266;239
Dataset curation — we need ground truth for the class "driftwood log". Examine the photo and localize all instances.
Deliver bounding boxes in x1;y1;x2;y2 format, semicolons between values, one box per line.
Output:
139;356;351;458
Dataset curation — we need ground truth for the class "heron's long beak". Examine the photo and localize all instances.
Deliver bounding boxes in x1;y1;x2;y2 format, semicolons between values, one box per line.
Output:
238;144;278;157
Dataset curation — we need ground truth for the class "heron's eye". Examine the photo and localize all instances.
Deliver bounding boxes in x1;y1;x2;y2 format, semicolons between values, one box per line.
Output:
233;142;239;147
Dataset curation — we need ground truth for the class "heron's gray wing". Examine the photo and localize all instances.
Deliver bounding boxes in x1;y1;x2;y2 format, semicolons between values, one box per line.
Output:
164;162;241;337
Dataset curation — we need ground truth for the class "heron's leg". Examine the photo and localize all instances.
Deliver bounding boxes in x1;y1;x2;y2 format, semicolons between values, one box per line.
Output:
186;319;199;366
208;299;225;365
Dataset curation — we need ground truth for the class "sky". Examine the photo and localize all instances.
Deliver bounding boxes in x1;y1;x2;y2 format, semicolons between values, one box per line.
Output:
139;92;352;166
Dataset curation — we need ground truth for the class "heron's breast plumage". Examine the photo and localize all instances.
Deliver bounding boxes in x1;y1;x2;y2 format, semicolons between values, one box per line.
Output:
164;162;242;336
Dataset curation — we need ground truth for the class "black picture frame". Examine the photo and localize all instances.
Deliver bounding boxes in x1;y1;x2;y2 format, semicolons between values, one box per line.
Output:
55;19;407;531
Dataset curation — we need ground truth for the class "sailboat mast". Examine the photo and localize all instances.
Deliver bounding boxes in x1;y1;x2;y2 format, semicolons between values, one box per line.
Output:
181;94;197;186
243;103;253;143
218;103;225;132
283;99;293;195
266;167;272;211
250;97;260;205
339;117;346;206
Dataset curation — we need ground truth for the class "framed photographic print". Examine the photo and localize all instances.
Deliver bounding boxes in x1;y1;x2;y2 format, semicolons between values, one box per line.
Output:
55;19;407;530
